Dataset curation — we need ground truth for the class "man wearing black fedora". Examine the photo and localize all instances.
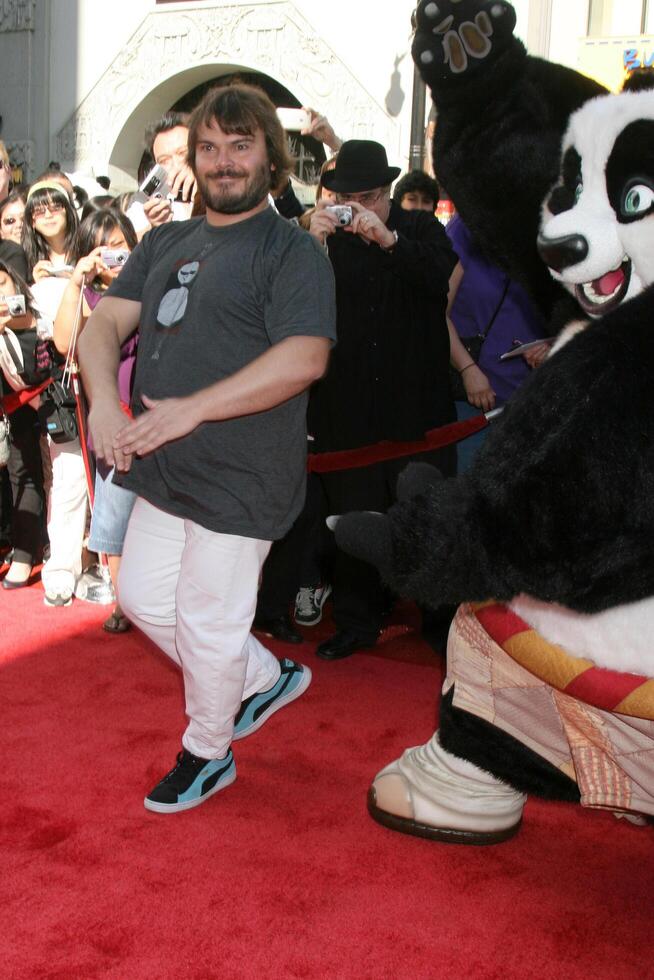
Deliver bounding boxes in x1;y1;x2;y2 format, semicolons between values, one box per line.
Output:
308;139;458;661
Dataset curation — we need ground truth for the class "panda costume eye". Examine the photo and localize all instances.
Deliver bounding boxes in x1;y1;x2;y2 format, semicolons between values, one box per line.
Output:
621;182;654;219
574;182;583;205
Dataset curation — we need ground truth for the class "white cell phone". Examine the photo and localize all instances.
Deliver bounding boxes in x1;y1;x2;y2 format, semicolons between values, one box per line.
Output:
499;339;549;361
276;107;310;131
48;266;74;278
132;163;173;206
140;163;172;199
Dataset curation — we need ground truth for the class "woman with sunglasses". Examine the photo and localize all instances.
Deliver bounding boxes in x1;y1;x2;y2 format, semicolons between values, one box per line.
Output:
0;190;27;247
22;181;78;282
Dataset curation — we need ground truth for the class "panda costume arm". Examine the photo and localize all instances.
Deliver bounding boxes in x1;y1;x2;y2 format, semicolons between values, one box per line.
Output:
335;285;654;615
412;0;606;321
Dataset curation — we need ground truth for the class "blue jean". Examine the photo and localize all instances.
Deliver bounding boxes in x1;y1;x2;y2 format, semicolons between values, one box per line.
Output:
88;466;136;555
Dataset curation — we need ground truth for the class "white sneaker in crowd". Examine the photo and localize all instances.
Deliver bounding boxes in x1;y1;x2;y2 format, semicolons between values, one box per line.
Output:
74;564;115;605
294;583;332;627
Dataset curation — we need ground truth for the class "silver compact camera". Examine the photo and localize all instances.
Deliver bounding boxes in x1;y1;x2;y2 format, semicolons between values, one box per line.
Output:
101;248;130;268
4;294;26;317
325;204;353;227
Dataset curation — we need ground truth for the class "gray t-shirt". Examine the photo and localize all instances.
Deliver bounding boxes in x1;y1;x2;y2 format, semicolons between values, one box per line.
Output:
107;207;336;540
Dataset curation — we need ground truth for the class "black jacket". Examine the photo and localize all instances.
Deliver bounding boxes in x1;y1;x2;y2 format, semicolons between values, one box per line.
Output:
309;201;457;451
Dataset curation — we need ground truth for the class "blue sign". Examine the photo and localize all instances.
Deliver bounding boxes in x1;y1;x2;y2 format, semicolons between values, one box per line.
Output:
624;48;654;71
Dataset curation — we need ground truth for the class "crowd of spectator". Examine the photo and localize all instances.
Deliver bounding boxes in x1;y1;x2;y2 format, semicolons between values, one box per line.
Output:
0;88;545;645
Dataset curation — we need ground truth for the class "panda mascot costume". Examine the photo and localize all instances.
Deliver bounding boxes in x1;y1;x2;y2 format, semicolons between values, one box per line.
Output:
334;0;654;842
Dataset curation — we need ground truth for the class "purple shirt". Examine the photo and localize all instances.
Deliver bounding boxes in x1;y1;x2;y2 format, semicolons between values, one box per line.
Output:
85;286;138;406
447;216;546;405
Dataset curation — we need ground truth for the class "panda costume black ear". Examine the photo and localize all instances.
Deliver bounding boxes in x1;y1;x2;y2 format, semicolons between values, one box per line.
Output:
622;68;654;93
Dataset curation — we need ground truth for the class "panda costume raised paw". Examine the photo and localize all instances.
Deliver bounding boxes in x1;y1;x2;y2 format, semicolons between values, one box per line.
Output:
334;0;654;842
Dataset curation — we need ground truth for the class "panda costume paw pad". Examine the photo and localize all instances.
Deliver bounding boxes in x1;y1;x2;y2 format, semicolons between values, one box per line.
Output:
412;0;516;82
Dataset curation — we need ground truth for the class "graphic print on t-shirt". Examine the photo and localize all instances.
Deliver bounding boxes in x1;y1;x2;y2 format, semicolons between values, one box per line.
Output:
151;259;201;359
156;260;200;328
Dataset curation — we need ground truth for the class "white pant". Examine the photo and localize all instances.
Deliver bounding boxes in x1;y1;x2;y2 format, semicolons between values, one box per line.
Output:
119;497;280;759
42;436;88;594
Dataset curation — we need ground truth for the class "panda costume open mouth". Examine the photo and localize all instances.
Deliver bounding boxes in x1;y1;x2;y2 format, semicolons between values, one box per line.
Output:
575;257;631;316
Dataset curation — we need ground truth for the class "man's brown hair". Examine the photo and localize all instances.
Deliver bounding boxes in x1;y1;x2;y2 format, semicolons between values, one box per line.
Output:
187;84;294;184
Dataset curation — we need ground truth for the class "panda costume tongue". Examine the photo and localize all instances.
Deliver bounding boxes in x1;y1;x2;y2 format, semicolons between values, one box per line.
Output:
577;259;631;315
596;267;626;296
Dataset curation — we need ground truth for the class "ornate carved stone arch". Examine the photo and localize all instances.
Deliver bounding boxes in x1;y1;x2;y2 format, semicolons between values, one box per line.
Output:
56;2;396;184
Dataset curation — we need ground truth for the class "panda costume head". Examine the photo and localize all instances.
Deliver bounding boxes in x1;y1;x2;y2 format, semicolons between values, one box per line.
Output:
538;91;654;318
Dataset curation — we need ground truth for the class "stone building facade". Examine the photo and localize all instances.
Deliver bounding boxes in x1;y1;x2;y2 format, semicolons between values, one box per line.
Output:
0;1;649;189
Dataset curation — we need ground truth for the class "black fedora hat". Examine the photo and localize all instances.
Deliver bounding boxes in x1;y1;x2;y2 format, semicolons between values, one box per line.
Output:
321;140;401;194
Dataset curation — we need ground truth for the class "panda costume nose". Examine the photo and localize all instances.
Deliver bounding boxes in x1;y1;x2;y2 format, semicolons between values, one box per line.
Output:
537;233;589;272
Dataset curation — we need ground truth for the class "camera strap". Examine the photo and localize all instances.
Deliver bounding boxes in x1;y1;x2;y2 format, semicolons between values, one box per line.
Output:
62;285;85;388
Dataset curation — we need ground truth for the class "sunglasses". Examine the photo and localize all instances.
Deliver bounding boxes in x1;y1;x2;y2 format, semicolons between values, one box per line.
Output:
31;201;65;219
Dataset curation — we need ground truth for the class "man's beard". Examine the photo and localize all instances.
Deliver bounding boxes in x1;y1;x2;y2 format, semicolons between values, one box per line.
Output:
197;162;272;215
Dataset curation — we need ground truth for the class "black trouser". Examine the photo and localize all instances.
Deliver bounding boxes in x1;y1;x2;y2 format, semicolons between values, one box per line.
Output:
256;474;331;620
7;405;45;565
319;446;456;640
0;467;12;544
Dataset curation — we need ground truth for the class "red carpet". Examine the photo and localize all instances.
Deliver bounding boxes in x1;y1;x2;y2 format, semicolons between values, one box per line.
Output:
2;582;652;979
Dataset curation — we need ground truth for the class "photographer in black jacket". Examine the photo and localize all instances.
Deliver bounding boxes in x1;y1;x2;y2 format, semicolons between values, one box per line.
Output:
308;140;457;660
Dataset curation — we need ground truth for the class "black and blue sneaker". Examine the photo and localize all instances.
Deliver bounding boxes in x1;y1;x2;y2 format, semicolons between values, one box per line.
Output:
233;658;312;740
144;748;236;814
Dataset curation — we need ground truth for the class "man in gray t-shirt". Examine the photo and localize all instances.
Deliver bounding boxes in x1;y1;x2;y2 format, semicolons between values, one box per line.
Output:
78;84;336;815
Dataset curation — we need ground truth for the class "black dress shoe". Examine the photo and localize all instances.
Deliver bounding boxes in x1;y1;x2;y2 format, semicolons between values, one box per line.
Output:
316;629;375;661
253;614;303;644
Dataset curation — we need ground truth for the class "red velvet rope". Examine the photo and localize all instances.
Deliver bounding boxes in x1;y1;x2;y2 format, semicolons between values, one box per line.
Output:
307;414;488;473
2;383;488;476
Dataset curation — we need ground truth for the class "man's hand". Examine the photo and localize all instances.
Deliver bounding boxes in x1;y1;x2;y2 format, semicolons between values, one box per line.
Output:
301;109;342;152
347;202;396;249
169;163;198;204
308;199;340;245
143;196;173;228
88;399;134;472
113;393;205;459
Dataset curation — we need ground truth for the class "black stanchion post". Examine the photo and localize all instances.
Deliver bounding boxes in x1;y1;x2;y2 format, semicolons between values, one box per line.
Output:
409;68;427;172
